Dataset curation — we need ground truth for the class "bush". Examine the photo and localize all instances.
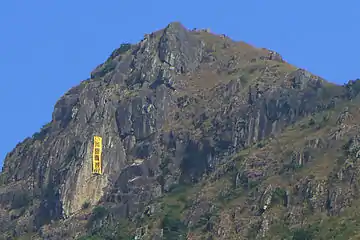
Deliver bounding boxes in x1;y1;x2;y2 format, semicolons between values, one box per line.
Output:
162;214;187;240
82;201;90;209
292;228;313;240
32;122;52;140
0;173;8;186
86;206;109;230
118;43;132;53
80;218;134;240
11;192;31;209
77;236;103;240
92;206;108;220
308;118;316;126
109;43;132;59
272;187;287;206
256;141;265;148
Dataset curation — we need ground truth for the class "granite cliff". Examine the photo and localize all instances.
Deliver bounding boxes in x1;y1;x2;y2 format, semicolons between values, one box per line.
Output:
1;22;360;239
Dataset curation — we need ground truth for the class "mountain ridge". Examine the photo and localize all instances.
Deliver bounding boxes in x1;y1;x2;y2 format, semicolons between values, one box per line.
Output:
1;22;360;239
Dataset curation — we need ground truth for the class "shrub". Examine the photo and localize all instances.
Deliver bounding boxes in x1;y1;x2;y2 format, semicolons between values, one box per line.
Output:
272;187;287;206
11;192;31;209
91;206;108;220
162;214;187;239
109;43;132;59
308;118;316;126
86;206;109;229
292;228;313;240
82;201;90;209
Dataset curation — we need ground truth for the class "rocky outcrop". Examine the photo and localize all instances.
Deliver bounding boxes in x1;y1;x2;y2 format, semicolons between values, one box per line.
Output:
1;22;360;239
158;22;204;73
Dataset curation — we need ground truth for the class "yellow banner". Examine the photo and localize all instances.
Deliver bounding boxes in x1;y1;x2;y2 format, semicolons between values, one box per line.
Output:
92;136;102;175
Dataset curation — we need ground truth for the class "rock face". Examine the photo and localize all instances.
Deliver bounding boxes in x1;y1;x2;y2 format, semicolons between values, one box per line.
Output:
1;22;360;239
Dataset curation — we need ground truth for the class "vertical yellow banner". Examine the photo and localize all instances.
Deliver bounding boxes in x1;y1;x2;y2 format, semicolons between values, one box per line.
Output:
92;136;102;175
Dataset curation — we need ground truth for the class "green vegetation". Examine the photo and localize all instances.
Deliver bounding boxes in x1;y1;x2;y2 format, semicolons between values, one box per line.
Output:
32;122;52;140
110;43;132;58
79;218;134;240
269;213;360;240
308;117;316;127
122;88;138;99
292;227;314;240
77;236;103;240
119;43;132;53
271;187;287;206
269;224;315;240
104;43;132;64
80;101;360;239
0;173;7;186
11;192;31;209
201;118;212;132
100;61;117;76
217;187;241;203
82;201;90;209
161;214;187;239
86;206;109;230
91;206;108;220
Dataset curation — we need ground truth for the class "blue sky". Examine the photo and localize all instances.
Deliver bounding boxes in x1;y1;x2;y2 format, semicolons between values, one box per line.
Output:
0;0;359;168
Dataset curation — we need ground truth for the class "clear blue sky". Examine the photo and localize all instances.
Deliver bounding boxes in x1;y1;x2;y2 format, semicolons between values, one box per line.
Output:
0;0;359;168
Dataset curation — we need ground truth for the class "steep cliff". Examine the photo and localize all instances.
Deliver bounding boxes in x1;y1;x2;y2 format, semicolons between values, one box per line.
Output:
1;22;360;240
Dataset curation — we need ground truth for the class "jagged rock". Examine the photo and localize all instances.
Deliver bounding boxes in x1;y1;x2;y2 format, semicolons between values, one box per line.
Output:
1;21;360;239
260;185;273;212
260;49;284;62
158;22;204;73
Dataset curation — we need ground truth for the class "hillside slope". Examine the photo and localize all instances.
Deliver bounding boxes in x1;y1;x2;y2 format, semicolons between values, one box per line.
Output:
1;22;360;240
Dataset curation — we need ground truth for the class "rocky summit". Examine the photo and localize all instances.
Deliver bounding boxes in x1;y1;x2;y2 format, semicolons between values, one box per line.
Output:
1;22;360;240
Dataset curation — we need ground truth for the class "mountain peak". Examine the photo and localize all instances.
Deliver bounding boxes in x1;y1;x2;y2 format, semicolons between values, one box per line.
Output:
1;22;360;240
165;21;185;30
